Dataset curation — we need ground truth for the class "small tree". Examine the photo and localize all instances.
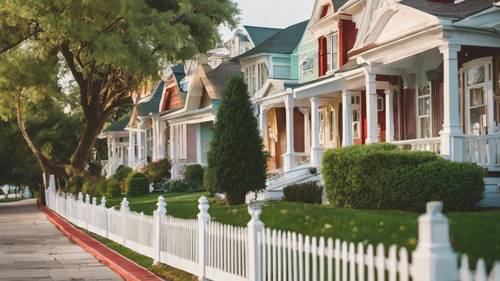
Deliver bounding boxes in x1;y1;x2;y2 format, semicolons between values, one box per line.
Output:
205;76;267;204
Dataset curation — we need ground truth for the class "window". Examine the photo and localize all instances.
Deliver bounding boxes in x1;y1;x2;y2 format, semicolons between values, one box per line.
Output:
417;84;432;138
319;4;329;19
466;65;488;135
258;63;268;90
147;128;153;162
319;111;325;146
330;33;339;71
352;94;361;139
300;56;314;75
329;108;335;141
245;63;268;95
377;97;384;111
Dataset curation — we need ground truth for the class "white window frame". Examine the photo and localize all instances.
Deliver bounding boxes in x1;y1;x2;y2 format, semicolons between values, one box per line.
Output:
462;57;494;135
416;82;432;139
351;94;361;140
330;32;339;71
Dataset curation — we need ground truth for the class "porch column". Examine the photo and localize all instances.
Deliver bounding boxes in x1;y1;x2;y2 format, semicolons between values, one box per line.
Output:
385;89;395;142
439;44;463;161
342;89;353;147
259;104;268;138
310;96;323;166
128;131;134;167
283;88;295;172
196;123;202;164
365;72;378;144
169;125;176;162
137;129;143;164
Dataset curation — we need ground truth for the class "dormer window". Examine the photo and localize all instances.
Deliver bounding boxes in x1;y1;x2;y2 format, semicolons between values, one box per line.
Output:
319;4;329;19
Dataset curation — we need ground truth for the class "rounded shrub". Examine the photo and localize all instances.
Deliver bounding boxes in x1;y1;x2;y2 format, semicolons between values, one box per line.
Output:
124;172;149;196
95;180;107;197
283;182;323;204
114;166;133;183
184;164;205;190
166;180;191;192
322;143;485;212
143;158;172;187
82;178;98;197
106;178;121;198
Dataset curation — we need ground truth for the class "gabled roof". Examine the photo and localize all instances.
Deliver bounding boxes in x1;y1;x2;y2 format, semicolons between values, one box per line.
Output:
244;25;283;46
102;113;131;133
136;81;165;116
205;61;242;95
332;0;349;10
171;64;186;90
236;20;309;60
400;0;495;20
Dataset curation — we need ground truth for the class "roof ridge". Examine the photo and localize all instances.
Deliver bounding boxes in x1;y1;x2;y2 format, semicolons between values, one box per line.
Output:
243;25;283;30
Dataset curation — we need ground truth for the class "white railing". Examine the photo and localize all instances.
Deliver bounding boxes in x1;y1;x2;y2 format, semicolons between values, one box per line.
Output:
44;175;500;281
391;137;441;154
464;134;500;167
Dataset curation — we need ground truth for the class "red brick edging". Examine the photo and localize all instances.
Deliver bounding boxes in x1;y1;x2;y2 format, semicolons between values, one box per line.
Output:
39;203;164;281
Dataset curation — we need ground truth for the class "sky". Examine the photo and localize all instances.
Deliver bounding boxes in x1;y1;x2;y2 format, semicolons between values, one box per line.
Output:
219;0;316;42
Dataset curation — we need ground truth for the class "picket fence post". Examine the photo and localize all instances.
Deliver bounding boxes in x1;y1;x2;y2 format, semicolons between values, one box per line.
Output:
153;196;167;265
101;196;108;238
248;203;264;281
85;194;91;230
412;201;458;281
48;174;56;208
121;198;130;246
197;196;210;281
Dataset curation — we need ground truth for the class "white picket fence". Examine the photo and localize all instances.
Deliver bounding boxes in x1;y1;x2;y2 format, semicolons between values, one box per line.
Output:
44;175;500;281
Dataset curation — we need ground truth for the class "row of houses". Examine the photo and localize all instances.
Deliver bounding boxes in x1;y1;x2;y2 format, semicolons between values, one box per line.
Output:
100;0;500;206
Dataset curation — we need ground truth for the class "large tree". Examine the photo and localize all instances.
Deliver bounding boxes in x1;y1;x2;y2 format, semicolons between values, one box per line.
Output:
205;76;267;204
0;0;238;179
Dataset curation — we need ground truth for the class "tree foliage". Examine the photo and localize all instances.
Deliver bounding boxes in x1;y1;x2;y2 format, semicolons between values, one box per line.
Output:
0;0;238;181
205;76;267;204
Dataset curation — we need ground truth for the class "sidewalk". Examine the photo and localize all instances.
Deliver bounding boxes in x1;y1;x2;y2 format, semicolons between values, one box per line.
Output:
0;199;122;281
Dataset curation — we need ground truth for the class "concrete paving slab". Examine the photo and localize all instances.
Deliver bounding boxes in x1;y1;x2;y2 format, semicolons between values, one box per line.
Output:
0;199;123;281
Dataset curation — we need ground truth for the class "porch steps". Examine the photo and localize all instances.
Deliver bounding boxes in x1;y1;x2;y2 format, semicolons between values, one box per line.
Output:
246;167;320;203
478;176;500;207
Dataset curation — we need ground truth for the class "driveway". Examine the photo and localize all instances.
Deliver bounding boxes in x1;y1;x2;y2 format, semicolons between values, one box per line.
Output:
0;199;122;281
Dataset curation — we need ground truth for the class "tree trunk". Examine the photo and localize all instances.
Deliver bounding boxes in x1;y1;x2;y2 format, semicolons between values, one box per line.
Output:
69;108;108;173
16;96;66;186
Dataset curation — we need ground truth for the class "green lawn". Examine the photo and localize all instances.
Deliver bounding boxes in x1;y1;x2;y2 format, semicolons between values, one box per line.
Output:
85;231;196;280
106;192;500;267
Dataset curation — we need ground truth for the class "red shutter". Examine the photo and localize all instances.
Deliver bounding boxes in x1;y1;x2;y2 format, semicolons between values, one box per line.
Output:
318;37;327;77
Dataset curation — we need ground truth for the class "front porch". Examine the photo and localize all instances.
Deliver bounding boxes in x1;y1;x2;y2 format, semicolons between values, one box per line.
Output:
269;44;500;174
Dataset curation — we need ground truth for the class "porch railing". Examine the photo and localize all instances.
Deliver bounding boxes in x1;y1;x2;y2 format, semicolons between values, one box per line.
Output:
464;133;500;167
295;152;310;167
391;137;441;154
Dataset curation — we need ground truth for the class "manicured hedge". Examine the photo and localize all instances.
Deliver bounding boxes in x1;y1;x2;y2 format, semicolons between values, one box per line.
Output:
184;164;205;190
143;158;171;187
322;144;486;212
283;182;323;204
106;178;121;198
124;172;149;196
